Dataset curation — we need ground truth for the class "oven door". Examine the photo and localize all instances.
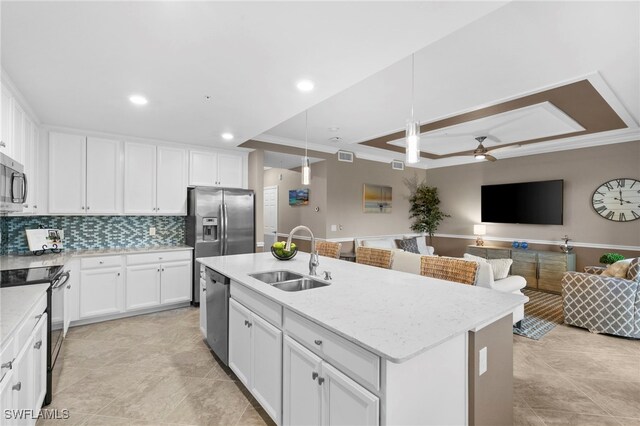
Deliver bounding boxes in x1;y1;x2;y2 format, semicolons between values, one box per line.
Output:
50;270;69;368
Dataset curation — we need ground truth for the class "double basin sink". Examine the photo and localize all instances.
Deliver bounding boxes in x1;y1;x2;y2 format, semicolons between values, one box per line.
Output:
249;270;330;292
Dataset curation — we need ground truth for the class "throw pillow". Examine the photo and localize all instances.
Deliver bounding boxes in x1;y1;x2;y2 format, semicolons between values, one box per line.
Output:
407;236;434;255
486;259;513;280
398;237;420;254
602;259;632;278
463;253;487;264
627;258;640;282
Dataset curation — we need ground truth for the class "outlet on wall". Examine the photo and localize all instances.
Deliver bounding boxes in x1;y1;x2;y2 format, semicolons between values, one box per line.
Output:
479;347;488;376
331;224;337;232
149;227;156;236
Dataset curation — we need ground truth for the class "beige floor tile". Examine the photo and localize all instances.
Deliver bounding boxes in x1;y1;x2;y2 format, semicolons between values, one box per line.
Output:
513;406;545;426
542;350;640;382
236;405;277;426
514;370;609;415
51;365;92;396
569;377;640;419
617;417;640;426
533;408;622;425
513;344;560;376
163;379;251;425
82;414;162;425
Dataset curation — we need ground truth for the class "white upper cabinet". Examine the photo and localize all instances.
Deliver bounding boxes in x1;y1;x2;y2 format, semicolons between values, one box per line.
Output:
86;137;122;214
0;84;12;156
49;132;86;214
189;150;218;186
124;142;157;214
157;146;187;215
189;149;245;188
11;101;25;164
22;116;39;213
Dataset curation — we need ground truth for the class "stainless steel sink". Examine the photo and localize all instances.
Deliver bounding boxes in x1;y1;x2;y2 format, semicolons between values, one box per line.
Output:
249;270;305;284
272;277;330;292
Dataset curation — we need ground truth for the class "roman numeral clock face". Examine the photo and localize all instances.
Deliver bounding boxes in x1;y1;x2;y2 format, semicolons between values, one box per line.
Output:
592;178;640;222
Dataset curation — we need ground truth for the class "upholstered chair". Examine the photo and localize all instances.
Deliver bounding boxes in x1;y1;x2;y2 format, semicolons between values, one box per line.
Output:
316;241;342;259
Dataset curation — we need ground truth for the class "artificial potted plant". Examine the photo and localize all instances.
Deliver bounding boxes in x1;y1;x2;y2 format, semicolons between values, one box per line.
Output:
599;253;625;265
405;177;450;244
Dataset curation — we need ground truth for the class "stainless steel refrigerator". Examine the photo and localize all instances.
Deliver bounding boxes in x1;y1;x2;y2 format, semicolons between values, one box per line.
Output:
186;187;255;305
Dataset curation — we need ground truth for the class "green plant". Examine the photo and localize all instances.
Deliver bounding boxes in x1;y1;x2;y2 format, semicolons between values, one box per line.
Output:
405;177;450;238
599;253;625;265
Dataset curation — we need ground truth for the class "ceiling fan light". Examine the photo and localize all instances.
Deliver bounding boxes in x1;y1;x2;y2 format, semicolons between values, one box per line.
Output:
474;154;486;160
405;120;421;164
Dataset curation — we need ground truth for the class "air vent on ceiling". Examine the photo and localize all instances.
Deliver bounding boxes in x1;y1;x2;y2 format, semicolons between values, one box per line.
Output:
391;160;405;171
337;150;354;163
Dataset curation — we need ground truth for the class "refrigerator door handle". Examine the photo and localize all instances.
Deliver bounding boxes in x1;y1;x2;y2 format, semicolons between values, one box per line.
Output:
219;204;225;256
223;203;229;255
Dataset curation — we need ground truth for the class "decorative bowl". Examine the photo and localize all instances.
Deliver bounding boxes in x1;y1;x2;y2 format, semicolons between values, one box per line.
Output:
512;241;520;249
271;246;298;261
520;241;529;249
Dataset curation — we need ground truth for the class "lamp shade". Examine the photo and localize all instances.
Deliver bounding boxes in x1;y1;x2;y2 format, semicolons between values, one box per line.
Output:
473;224;486;236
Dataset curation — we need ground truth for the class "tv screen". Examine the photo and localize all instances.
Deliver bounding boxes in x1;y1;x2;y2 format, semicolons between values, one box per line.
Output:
481;180;563;225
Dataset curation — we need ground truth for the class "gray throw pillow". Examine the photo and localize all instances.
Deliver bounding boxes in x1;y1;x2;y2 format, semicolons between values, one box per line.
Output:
399;237;419;254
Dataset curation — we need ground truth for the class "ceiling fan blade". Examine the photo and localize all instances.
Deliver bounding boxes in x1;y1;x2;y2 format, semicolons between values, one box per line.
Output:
485;154;497;162
487;143;522;154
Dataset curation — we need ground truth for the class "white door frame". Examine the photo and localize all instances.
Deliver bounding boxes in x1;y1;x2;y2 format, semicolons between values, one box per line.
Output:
263;185;279;247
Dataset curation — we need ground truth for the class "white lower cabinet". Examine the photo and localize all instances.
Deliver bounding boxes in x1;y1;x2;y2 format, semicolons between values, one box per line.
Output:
228;298;282;424
125;264;161;310
283;336;379;426
79;268;124;318
160;260;191;304
31;315;48;411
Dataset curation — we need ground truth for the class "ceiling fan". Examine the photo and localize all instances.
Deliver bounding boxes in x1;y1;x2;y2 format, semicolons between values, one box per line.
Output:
470;136;521;162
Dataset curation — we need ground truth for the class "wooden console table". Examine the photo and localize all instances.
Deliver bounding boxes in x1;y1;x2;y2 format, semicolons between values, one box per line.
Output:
466;246;576;294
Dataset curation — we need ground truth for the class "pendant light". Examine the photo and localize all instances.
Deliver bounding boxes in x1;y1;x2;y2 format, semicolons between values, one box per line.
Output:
302;110;311;185
405;53;420;164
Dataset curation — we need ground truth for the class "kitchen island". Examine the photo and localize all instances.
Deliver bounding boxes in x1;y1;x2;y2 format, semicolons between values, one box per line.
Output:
198;252;527;426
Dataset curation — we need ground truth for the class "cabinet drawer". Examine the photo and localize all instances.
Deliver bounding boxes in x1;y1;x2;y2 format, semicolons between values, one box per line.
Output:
284;309;380;392
231;282;282;328
127;250;191;265
14;293;47;353
81;255;123;269
512;251;537;262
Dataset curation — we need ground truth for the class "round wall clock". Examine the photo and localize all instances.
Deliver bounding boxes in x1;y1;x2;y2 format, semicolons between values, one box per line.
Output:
591;178;640;222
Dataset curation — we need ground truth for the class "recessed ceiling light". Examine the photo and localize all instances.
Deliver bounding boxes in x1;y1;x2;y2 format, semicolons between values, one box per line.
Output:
296;80;314;92
221;133;234;141
129;95;148;105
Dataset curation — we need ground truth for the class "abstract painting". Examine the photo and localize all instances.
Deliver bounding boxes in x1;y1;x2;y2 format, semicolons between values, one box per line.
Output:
363;184;392;213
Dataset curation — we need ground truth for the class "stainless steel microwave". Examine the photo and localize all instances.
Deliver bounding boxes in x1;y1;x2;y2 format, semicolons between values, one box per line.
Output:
0;152;27;213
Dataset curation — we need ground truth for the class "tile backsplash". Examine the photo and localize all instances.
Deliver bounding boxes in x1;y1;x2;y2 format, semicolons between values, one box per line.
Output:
0;216;186;255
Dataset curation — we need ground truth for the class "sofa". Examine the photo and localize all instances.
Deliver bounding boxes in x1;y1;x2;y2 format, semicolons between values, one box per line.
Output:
354;235;435;256
562;259;640;338
389;249;526;324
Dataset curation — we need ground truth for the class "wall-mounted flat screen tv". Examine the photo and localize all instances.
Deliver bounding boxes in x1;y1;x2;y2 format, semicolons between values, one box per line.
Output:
481;180;563;225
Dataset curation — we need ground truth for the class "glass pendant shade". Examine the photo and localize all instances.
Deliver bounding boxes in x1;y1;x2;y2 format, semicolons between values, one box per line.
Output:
405;120;421;164
302;157;311;185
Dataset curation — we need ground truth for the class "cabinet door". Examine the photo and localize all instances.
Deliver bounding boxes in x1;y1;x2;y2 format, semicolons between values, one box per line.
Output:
283;336;322;426
32;313;48;410
0;370;14;426
189;150;217;186
229;298;252;386
511;251;537;289
124;142;156;214
251;314;282;425
79;268;124;318
322;362;379;426
0;85;12;156
217;153;243;188
157;146;187;214
537;253;567;294
125;264;161;310
11;101;25;164
49;132;86;214
86;137;121;214
11;335;33;416
199;276;207;338
160;260;191;304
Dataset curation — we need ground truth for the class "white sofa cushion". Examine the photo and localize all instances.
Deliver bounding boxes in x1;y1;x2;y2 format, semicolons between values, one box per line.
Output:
493;275;527;293
362;238;396;250
463;253;512;280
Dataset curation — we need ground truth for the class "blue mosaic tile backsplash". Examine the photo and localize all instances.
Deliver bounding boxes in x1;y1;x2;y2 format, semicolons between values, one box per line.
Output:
0;216;185;255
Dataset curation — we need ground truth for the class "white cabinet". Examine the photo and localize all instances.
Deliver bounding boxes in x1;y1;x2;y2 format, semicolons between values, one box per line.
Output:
22;117;39;214
31;314;48;410
125;264;161;310
0;84;12;156
160;260;191;304
229;298;282;424
79;268;124;318
0;370;14;426
199;275;207;338
283;336;379;426
189;149;244;188
49;133;122;215
124;142;187;215
11;102;25;165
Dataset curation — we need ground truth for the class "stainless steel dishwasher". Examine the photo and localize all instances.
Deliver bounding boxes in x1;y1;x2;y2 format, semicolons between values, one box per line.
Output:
205;267;231;365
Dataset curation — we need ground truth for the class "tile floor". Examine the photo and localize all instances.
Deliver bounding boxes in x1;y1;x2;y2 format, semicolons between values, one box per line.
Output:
39;307;639;425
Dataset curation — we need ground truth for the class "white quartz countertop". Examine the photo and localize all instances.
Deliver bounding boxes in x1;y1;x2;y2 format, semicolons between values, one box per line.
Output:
0;245;193;271
1;284;49;348
198;252;528;363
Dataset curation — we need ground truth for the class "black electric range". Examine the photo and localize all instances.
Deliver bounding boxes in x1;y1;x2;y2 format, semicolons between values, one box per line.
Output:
1;264;70;405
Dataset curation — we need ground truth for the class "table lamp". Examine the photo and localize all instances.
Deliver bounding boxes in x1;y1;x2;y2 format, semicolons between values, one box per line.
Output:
474;224;486;246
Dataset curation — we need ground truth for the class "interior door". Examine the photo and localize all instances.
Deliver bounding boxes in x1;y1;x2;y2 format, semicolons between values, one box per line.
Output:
283;336;322;426
223;189;255;255
86;137;121;214
263;186;278;248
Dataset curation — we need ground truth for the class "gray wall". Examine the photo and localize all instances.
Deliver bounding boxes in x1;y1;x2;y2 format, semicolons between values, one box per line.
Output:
426;141;640;247
247;150;264;250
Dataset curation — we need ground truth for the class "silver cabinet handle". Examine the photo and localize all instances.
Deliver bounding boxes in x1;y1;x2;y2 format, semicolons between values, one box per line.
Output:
159;257;163;260
0;141;5;147
67;284;71;289
317;377;325;385
162;268;165;272
12;382;21;391
314;339;322;346
157;268;160;272
23;204;28;208
33;205;37;209
34;341;42;349
323;271;332;280
99;261;104;264
81;206;85;210
117;272;121;276
202;287;207;292
244;320;252;327
1;361;12;370
35;314;43;320
86;206;90;210
312;372;318;380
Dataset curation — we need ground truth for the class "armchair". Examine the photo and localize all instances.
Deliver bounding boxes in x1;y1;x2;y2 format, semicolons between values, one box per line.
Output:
562;259;640;338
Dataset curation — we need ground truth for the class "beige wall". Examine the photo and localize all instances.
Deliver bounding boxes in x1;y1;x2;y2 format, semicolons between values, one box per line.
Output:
247;150;264;249
426;141;640;248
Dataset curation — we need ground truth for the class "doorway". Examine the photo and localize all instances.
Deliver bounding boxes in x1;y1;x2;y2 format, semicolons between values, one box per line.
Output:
263;185;278;248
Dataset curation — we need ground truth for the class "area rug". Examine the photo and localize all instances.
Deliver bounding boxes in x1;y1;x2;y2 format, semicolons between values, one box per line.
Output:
513;289;564;340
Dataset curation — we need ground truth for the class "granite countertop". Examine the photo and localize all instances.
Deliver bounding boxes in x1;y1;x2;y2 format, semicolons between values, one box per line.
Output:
0;284;50;349
0;245;193;271
197;252;528;363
